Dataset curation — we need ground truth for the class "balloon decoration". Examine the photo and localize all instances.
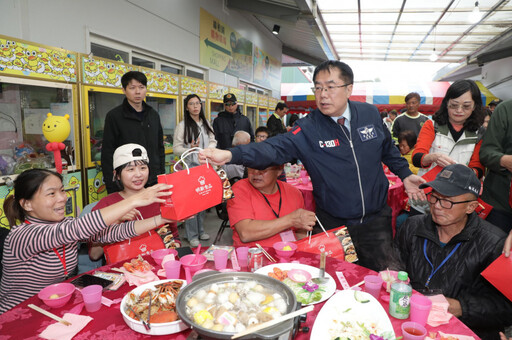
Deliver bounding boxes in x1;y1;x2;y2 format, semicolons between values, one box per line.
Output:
42;113;71;174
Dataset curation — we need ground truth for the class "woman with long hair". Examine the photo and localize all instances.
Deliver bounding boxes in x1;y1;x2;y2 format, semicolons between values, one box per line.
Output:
173;94;217;247
0;168;172;313
411;79;485;214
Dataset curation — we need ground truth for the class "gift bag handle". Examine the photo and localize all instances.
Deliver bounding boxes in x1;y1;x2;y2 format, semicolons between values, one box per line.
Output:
127;210;151;246
173;147;210;174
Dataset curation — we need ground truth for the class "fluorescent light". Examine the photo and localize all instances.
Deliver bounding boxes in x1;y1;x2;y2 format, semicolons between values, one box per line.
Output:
430;49;438;62
469;1;482;23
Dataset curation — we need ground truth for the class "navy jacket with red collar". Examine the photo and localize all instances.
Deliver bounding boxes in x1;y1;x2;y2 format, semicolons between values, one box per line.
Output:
230;100;412;221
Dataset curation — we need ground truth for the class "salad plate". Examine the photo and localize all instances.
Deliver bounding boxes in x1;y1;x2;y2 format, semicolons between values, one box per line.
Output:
311;290;395;340
254;263;336;305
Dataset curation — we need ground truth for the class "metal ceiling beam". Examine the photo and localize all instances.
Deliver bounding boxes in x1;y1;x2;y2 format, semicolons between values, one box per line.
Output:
408;0;455;61
384;0;407;61
226;0;303;22
308;1;338;60
440;0;510;60
282;45;325;66
357;0;362;57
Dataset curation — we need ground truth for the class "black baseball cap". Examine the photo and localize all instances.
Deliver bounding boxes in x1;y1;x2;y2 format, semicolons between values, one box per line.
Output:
419;164;480;197
223;93;237;104
489;99;502;106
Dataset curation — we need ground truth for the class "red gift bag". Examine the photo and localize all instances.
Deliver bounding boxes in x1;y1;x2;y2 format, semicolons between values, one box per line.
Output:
475;198;493;219
158;150;223;220
295;226;348;261
103;231;164;265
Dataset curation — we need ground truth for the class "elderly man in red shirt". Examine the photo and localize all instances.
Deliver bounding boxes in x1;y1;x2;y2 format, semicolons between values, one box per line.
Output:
227;164;316;248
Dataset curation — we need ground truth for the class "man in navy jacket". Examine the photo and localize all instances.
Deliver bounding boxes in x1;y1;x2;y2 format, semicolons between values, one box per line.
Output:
200;60;425;271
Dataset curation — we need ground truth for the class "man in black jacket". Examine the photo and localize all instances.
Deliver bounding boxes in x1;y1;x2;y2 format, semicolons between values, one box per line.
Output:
267;102;288;137
394;164;512;340
213;93;254;150
101;71;165;193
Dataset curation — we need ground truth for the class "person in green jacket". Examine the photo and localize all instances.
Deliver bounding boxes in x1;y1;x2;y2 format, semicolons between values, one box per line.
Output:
480;99;512;235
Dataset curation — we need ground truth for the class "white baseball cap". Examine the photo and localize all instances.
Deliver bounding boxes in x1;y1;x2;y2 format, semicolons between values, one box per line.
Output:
113;143;149;169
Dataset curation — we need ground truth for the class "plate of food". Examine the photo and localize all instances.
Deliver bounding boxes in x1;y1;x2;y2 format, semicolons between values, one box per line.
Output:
254;263;336;305
121;279;188;335
311;290;396;340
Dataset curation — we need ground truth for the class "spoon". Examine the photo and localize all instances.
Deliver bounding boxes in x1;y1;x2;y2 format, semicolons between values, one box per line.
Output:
312;252;330;284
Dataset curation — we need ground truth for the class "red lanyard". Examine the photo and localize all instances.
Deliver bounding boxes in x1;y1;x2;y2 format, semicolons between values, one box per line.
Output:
25;220;68;276
52;246;68;276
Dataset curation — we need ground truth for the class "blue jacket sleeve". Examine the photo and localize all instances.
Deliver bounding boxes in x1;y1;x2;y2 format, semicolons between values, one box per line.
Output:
230;132;299;169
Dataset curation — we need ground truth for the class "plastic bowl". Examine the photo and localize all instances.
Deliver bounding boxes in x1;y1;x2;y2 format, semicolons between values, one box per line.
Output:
273;241;297;258
38;283;75;308
180;254;207;275
151;249;178;266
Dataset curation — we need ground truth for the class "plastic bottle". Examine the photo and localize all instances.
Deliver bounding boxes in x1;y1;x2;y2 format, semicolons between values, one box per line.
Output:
389;271;412;319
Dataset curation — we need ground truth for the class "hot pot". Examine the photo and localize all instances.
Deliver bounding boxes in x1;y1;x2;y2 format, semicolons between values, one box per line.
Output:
176;272;306;340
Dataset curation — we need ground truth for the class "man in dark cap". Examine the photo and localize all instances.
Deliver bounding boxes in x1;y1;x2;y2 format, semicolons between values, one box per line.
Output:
213;93;254;150
393;163;512;339
488;98;502;113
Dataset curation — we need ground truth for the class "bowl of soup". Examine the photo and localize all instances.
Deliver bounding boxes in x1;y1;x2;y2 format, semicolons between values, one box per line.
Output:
176;272;299;339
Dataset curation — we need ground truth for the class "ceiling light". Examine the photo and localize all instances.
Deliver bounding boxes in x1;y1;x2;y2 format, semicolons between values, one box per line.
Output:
469;1;482;23
430;49;438;62
272;25;280;35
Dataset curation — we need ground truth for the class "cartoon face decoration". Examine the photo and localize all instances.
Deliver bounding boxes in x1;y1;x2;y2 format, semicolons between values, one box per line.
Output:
42;113;70;143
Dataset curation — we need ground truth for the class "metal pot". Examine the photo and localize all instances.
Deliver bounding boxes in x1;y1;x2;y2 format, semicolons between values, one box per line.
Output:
176;272;300;340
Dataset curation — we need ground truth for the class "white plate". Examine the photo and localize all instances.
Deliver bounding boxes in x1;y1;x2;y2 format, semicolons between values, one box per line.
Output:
120;279;188;335
254;263;336;305
311;290;395;340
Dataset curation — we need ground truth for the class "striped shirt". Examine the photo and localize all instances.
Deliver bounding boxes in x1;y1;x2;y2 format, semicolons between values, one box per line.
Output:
0;210;137;314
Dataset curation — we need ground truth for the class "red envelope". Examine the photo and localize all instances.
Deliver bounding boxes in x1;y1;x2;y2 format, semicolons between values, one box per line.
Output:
481;254;512;302
158;164;223;220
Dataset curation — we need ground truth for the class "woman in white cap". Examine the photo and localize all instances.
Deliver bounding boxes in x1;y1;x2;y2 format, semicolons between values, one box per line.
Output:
173;94;217;247
0;168;172;313
90;143;180;262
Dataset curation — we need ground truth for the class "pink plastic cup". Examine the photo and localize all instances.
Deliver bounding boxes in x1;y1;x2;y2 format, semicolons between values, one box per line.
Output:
81;285;102;313
213;249;229;270
164;260;182;279
410;295;433;326
236;247;249;268
364;275;383;299
401;321;427;340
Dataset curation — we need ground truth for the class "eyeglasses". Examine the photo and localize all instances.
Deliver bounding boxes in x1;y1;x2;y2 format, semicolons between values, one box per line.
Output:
447;102;474;111
225;102;237;107
427;192;476;209
255;134;268;139
311;83;352;94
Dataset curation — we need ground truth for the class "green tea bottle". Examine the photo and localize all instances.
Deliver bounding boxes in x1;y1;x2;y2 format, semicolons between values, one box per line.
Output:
389;271;412;319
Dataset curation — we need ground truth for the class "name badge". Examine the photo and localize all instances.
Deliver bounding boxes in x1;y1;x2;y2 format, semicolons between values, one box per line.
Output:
357;125;377;142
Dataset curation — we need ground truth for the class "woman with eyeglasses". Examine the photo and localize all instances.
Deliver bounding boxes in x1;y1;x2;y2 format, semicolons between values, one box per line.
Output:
411;80;485;215
173;94;217;247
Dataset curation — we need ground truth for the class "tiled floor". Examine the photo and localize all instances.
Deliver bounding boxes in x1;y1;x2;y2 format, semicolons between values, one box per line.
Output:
177;208;233;248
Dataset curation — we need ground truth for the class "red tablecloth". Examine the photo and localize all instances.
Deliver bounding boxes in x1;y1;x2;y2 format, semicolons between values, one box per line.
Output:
0;251;478;339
